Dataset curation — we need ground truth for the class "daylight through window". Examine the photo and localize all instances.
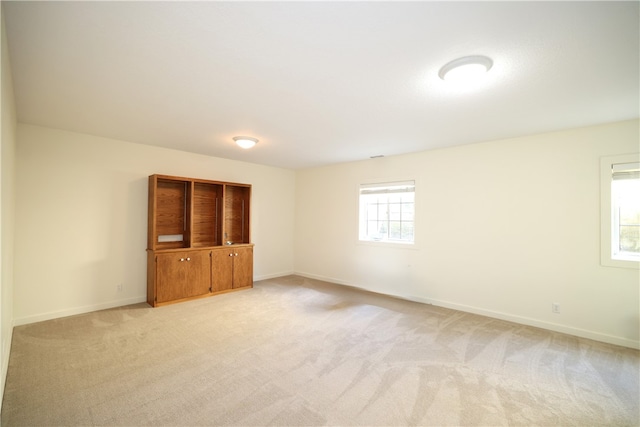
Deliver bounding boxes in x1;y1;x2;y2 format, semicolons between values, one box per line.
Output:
611;162;640;261
359;181;415;244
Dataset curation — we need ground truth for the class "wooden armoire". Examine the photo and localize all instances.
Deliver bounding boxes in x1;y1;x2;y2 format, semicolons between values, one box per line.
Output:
146;174;253;307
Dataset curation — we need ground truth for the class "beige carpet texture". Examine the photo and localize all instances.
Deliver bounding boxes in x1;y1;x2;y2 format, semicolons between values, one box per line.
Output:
2;276;638;426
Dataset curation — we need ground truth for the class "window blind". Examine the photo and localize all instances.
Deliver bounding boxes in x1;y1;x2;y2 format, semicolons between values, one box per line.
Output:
360;181;415;195
612;162;640;181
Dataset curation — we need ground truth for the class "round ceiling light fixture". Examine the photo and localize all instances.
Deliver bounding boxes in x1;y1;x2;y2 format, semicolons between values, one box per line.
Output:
438;55;493;83
233;136;258;149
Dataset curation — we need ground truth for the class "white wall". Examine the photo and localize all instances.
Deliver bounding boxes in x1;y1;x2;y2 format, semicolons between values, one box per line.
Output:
0;4;17;405
295;120;640;349
10;115;640;351
14;124;295;324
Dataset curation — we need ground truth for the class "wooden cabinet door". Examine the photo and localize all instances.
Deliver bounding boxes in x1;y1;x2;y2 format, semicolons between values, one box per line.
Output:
211;246;253;292
233;246;253;289
183;250;211;297
156;251;211;303
211;248;234;292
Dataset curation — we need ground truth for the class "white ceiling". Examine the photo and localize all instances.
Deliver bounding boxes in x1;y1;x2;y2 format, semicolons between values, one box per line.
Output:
4;1;639;170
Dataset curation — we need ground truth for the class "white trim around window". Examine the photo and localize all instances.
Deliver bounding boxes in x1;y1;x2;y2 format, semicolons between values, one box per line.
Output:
358;180;416;247
600;153;640;269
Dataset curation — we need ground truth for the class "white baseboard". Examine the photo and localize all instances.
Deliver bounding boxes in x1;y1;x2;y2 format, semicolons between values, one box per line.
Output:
0;317;14;409
411;295;639;350
12;271;639;350
294;271;640;350
13;296;147;327
254;271;295;281
11;271;295;327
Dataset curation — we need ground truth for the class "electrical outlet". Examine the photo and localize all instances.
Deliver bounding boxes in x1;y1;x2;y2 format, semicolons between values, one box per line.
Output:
552;303;560;314
117;283;123;292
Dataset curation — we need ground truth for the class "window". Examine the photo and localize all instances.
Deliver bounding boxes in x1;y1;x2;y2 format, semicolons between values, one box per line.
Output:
359;181;415;244
601;154;640;268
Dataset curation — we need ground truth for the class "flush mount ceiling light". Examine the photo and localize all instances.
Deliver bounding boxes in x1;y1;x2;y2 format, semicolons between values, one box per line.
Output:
233;136;258;149
438;55;493;83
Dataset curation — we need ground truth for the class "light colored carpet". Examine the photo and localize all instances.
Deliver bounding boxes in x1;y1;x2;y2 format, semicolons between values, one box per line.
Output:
1;275;638;426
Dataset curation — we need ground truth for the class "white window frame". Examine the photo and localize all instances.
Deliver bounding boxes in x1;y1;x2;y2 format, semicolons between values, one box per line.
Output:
600;153;640;269
358;180;415;246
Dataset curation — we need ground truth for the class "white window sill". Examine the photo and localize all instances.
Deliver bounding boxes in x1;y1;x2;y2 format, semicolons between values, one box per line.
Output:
357;239;419;250
601;256;640;269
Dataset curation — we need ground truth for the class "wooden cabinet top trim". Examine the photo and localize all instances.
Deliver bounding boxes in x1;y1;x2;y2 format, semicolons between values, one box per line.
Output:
150;174;251;188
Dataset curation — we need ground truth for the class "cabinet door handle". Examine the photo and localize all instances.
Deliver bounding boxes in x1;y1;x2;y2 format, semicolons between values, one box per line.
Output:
180;258;185;262
234;253;239;257
186;257;191;261
228;253;233;257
